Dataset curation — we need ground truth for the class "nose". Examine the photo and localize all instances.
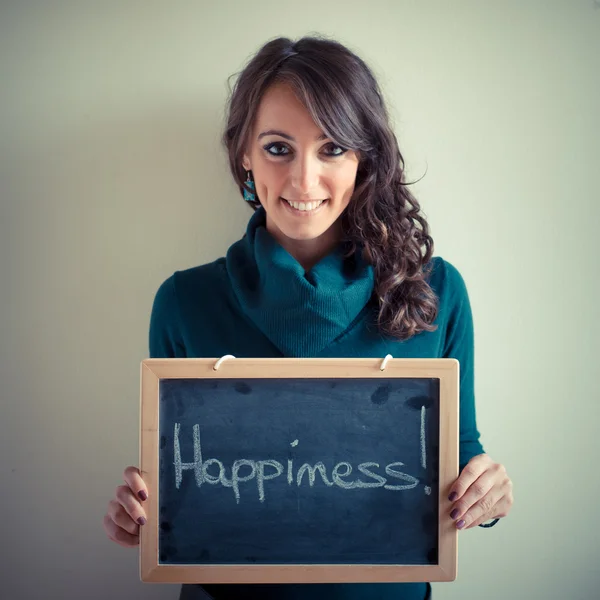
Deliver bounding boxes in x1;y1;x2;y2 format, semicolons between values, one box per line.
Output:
290;152;321;196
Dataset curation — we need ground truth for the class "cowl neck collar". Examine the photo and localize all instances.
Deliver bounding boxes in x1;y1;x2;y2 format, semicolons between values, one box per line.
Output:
225;207;375;357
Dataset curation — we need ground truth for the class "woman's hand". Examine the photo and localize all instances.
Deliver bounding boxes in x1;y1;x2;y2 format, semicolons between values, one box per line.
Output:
447;454;513;530
103;466;149;547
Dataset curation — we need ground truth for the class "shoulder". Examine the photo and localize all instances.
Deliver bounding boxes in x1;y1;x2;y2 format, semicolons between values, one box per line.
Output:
149;258;230;358
426;255;472;335
425;256;474;353
158;258;227;296
426;255;469;303
151;258;228;316
172;257;228;294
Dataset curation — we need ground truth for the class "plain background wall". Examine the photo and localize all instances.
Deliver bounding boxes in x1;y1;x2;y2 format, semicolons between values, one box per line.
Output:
1;1;598;599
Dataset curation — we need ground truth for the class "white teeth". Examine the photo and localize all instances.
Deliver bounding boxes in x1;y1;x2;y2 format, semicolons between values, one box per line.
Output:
283;198;326;211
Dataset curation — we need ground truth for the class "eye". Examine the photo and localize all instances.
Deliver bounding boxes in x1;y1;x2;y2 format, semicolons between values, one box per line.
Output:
263;142;290;157
325;143;347;157
263;142;348;158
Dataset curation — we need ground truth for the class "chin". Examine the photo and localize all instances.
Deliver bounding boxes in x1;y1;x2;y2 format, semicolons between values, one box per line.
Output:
278;223;329;241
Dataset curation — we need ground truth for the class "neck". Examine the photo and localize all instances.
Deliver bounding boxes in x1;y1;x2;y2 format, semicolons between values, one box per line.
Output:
266;218;342;272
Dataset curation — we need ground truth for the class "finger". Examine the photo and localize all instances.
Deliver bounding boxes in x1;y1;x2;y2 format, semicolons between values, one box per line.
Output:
114;485;147;526
107;498;141;535
473;480;514;524
466;514;487;529
103;513;139;548
452;466;507;528
449;468;496;526
468;512;498;530
123;465;148;502
447;454;491;503
459;490;502;530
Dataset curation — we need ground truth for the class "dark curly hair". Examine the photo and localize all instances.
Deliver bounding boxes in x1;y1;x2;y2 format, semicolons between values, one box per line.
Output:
221;34;438;341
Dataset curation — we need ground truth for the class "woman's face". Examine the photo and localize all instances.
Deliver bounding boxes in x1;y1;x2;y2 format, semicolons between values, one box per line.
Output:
243;82;360;247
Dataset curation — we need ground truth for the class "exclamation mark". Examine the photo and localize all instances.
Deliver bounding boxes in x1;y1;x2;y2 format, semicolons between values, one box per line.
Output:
420;405;426;469
421;405;431;495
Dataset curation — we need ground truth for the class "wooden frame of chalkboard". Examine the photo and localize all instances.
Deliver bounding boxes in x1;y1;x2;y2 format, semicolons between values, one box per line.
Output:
140;357;459;584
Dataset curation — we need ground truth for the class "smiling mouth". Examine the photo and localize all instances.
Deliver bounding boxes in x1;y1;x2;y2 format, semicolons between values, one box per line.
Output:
280;197;328;212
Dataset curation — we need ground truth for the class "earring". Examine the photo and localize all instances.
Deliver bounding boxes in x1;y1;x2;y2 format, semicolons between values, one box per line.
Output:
243;170;256;202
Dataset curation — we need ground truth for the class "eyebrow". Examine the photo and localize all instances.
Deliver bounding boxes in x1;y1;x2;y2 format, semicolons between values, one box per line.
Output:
257;129;328;142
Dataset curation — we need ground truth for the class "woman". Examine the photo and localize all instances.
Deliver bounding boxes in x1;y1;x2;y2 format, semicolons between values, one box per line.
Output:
103;35;513;600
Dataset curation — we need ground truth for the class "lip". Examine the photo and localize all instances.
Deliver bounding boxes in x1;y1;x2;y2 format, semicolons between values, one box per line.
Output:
280;197;328;216
284;198;326;203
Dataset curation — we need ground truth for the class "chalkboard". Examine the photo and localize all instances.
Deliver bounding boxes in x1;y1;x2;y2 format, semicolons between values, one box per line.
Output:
140;358;459;584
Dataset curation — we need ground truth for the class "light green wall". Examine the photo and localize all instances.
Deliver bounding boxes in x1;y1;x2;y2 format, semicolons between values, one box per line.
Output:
1;2;598;599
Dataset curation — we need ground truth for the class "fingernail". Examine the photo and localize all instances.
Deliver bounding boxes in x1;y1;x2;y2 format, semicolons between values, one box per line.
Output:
137;516;147;525
138;490;148;501
456;520;465;529
448;492;457;502
450;508;460;520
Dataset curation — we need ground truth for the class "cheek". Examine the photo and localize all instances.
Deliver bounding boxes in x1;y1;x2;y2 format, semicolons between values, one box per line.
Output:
335;169;359;198
338;161;359;186
257;166;285;195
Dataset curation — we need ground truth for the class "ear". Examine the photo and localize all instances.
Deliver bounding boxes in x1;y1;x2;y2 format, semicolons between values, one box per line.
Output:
242;154;251;172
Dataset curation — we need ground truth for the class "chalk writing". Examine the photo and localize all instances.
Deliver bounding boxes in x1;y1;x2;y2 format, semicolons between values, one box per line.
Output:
173;424;421;504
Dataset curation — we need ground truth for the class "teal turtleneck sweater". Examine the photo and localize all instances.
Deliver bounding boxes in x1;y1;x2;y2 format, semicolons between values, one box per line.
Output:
149;207;485;600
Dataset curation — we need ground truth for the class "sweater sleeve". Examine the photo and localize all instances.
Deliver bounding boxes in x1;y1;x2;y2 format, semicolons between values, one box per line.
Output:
440;260;485;472
148;274;187;359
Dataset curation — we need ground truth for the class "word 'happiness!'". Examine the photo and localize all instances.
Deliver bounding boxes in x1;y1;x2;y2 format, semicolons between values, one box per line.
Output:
173;424;421;504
